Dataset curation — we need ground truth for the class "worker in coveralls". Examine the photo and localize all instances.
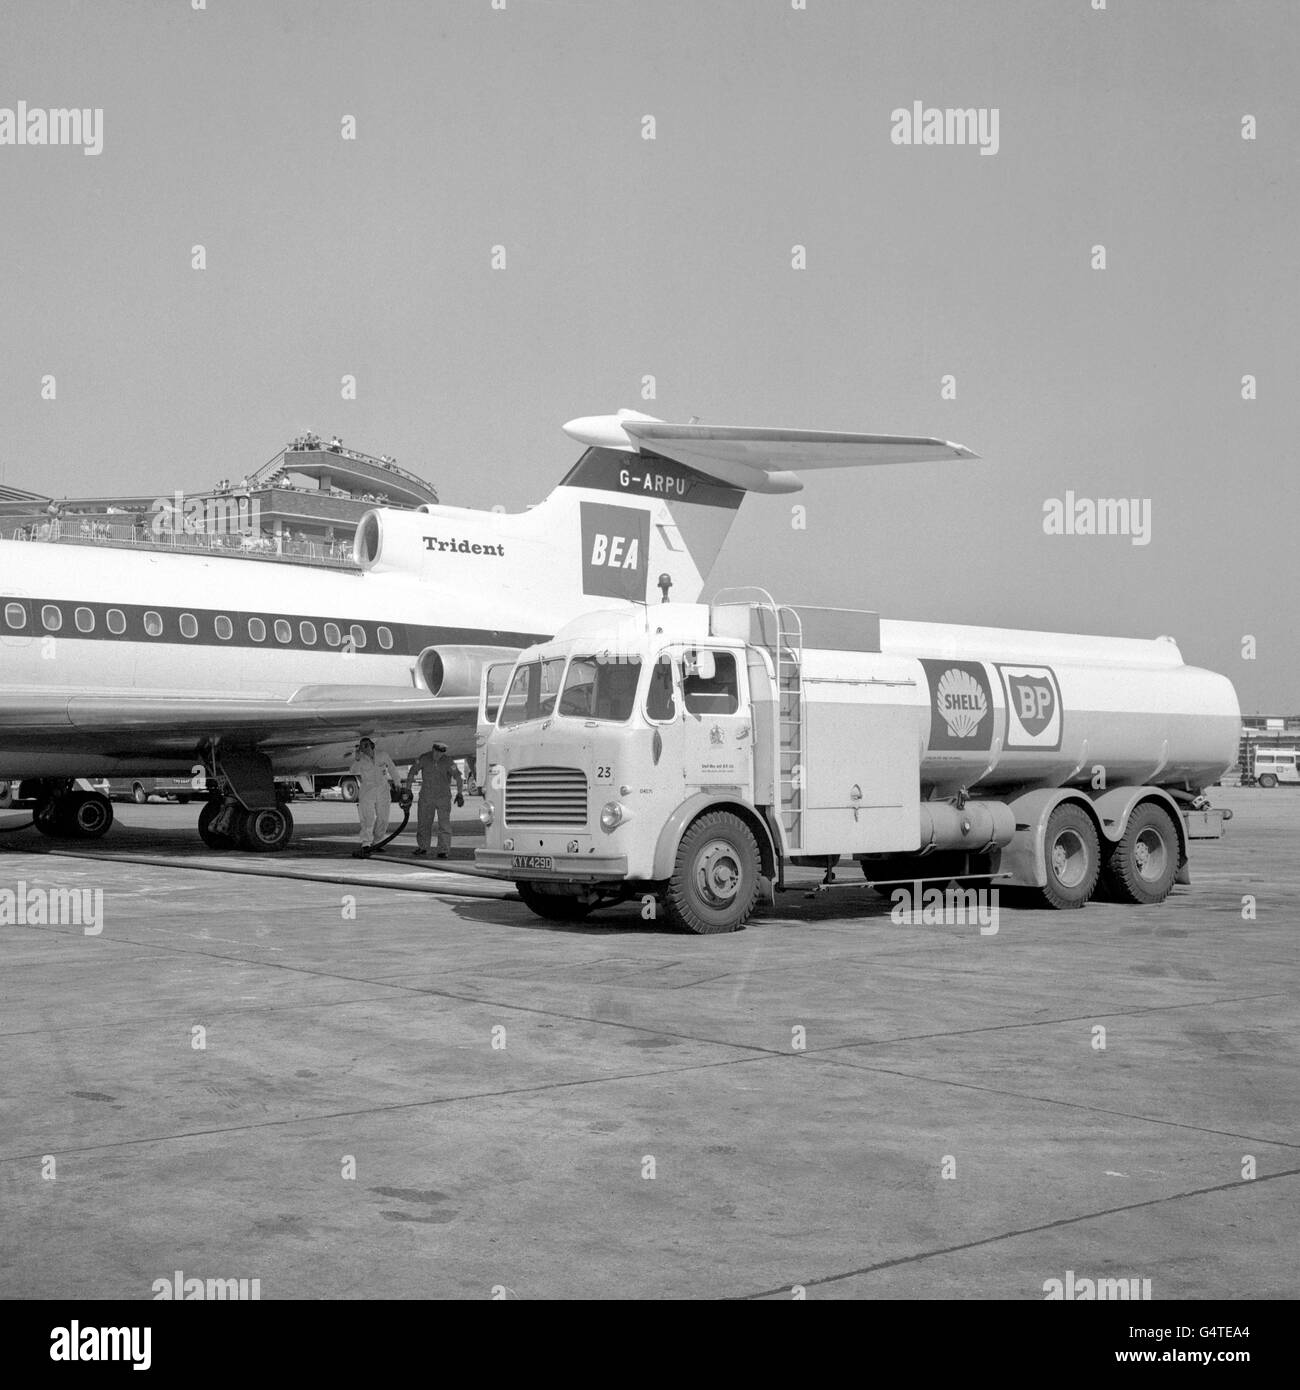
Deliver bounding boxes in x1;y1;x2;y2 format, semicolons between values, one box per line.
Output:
406;741;464;857
349;736;403;858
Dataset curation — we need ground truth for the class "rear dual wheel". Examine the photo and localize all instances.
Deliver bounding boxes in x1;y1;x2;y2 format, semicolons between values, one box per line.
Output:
1103;803;1179;905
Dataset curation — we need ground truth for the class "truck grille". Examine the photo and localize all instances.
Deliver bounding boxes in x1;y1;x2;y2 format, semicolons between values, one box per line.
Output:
505;767;588;826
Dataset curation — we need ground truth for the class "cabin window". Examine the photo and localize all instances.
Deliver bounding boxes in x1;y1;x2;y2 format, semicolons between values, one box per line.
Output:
300;621;317;645
248;617;266;642
106;609;126;635
560;654;642;722
377;626;393;650
42;604;63;632
349;624;367;650
5;602;26;628
324;622;341;647
499;657;566;726
179;613;198;639
75;607;95;633
274;619;292;644
143;611;164;637
214;615;233;640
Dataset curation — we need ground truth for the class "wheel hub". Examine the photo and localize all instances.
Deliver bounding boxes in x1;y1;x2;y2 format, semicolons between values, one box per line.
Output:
695;840;741;905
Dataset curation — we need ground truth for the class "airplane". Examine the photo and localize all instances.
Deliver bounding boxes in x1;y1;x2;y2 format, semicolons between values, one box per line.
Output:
0;409;975;851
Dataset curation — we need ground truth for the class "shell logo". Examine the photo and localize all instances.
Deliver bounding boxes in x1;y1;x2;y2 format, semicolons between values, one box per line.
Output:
936;667;988;738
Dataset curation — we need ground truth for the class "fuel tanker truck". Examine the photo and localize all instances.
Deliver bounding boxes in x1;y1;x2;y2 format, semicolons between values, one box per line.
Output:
473;589;1239;933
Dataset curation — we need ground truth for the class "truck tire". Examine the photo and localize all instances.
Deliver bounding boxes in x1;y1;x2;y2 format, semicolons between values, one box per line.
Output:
1036;803;1100;910
1258;773;1278;789
665;811;762;934
131;782;148;804
516;882;592;921
340;776;359;802
1103;803;1179;905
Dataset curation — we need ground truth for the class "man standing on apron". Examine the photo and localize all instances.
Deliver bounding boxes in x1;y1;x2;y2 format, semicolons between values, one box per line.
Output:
349;737;402;858
406;741;464;858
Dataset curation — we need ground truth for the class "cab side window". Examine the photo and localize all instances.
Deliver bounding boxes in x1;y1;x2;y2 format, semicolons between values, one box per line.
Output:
683;651;739;715
646;654;677;722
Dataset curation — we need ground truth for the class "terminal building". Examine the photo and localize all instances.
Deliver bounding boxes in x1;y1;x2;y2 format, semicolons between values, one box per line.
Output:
0;434;438;568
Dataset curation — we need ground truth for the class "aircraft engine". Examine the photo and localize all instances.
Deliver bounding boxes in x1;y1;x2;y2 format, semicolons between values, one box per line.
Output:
417;645;520;698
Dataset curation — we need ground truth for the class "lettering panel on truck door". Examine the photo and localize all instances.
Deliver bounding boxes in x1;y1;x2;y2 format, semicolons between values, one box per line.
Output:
800;695;920;855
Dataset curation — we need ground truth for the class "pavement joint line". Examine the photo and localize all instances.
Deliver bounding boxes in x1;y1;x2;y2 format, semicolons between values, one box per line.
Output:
805;1052;1300;1151
734;1165;1300;1300
33;846;513;899
801;991;1289;1054
0;1049;788;1165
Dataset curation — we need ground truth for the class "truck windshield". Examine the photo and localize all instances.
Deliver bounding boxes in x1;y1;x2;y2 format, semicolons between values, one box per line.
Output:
558;655;643;721
499;657;566;726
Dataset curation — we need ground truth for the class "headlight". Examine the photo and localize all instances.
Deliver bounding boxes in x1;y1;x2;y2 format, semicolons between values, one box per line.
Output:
479;802;494;827
599;801;627;832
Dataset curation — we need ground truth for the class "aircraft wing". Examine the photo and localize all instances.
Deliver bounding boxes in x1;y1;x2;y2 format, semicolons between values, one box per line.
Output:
0;685;479;758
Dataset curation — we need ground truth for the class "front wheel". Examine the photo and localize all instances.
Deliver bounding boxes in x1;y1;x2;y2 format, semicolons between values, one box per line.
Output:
1035;803;1100;910
1258;773;1278;789
515;882;593;921
131;783;148;804
339;777;359;803
1104;803;1179;905
665;811;762;934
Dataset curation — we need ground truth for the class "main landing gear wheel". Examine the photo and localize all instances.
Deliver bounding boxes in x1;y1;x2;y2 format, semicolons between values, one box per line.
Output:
198;800;240;850
64;791;114;839
515;882;593;922
1036;803;1101;910
240;805;293;852
1103;803;1179;905
665;811;762;934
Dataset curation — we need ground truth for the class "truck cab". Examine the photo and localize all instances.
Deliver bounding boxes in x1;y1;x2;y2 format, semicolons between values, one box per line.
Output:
476;605;767;927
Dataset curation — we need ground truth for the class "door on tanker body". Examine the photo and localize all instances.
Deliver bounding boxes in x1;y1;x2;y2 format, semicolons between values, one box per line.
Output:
672;646;753;793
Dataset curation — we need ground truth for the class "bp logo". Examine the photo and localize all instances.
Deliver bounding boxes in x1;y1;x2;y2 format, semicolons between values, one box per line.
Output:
998;664;1062;750
921;659;993;752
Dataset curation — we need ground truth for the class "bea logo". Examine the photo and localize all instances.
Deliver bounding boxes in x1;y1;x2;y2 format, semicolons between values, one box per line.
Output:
580;501;649;601
590;532;639;570
999;664;1063;750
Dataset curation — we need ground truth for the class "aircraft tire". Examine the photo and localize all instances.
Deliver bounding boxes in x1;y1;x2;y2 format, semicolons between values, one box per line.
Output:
198;800;239;850
241;805;293;853
64;791;114;840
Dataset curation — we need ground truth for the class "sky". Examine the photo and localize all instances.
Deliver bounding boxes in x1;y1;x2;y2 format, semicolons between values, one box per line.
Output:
0;0;1296;710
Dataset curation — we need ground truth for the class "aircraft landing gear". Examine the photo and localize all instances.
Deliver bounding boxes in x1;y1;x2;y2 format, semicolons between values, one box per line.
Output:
32;782;115;840
195;747;294;853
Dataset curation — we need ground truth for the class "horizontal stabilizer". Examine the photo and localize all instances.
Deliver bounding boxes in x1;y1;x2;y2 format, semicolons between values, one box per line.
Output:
562;411;976;494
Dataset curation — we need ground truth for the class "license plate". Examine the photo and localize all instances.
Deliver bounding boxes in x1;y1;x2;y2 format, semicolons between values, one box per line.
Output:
511;855;554;870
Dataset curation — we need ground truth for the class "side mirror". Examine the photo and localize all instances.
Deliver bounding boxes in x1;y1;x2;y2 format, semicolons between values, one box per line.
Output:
685;649;717;682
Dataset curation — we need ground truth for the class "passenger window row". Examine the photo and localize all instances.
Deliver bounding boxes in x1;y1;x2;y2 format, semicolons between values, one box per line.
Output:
3;602;395;650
